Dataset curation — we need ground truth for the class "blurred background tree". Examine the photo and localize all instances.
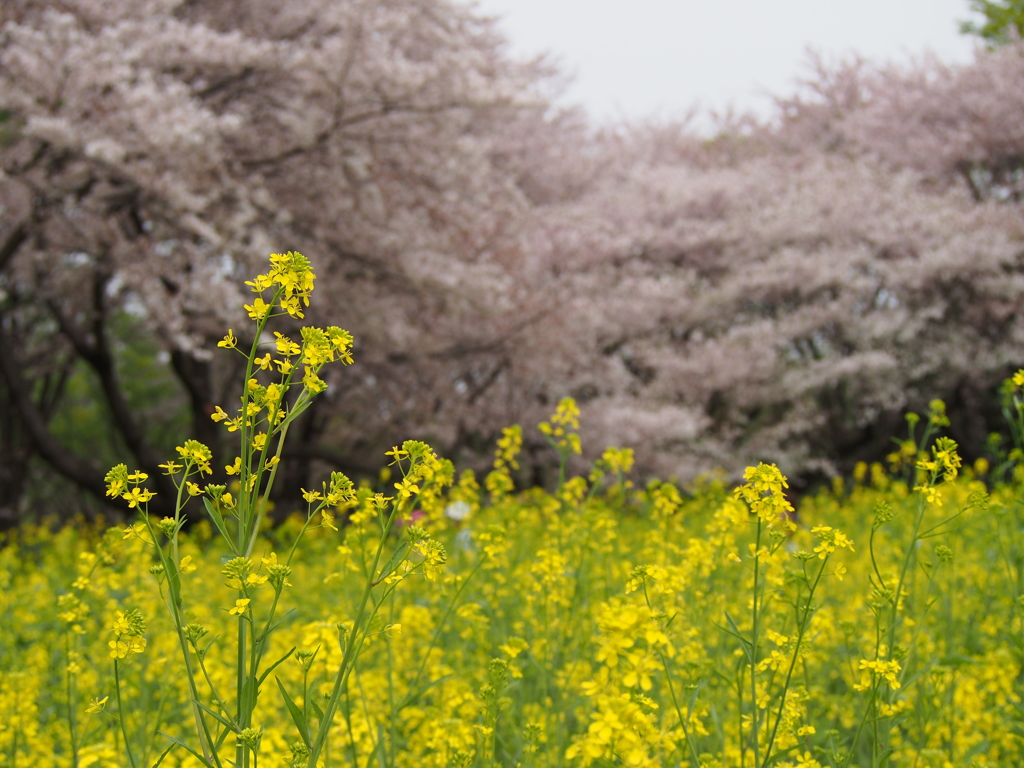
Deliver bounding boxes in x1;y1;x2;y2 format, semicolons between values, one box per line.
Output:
3;0;1024;526
962;0;1024;45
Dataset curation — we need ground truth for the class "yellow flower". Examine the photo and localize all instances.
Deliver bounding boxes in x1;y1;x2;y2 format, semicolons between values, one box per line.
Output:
123;523;146;540
734;463;794;526
225;457;242;476
113;613;130;636
245;274;272;292
108;636;146;659
811;526;855;558
302;366;327;394
218;329;238;349
122;487;155;508
394;477;420;501
176;440;213;473
385;446;409;464
244;298;270;320
274;332;301;356
179;556;196;574
321;509;338;531
794;751;823;768
85;696;108;714
858;658;902;690
230;599;251;616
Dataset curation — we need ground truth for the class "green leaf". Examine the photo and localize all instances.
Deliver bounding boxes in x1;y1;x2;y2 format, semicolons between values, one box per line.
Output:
194;700;237;733
687;679;705;721
398;674;452;711
257;647;296;687
938;653;976;667
375;542;410;584
276;676;311;747
213;725;232;753
899;657;937;691
716;612;752;657
257;608;297;644
309;694;325;723
152;743;176;768
157;731;215;768
203;497;238;555
963;739;993;760
374;722;388;767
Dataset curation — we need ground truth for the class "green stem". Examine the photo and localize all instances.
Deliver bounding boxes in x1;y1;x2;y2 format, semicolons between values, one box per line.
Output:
142;488;218;767
762;557;827;763
403;556;486;706
887;493;928;662
194;652;233;721
841;682;880;768
387;592;397;768
660;651;702;768
65;633;79;768
736;660;746;768
236;612;248;768
750;518;763;767
237;291;283;547
342;685;359;768
308;502;404;765
113;659;138;768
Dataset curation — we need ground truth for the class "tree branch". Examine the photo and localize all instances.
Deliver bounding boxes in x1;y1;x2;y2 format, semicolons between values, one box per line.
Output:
280;443;379;478
0;220;27;273
48;267;175;500
0;322;107;501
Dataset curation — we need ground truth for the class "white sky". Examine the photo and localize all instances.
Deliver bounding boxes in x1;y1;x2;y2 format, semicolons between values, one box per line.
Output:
467;0;982;127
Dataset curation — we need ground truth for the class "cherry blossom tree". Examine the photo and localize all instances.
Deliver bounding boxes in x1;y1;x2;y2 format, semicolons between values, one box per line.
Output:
0;0;556;520
4;0;1024;523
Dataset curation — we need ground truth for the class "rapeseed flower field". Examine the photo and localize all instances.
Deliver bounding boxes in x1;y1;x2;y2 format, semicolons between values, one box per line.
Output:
2;254;1021;768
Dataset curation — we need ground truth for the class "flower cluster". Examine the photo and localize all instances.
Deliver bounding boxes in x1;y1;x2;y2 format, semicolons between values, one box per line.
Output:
733;463;796;528
103;465;156;508
810;526;855;559
243;251;316;320
108;609;146;660
538;397;582;456
854;658;903;691
485;424;522;499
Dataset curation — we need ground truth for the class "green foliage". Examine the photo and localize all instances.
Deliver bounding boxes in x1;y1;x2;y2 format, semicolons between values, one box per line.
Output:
46;313;189;468
961;0;1024;45
0;108;18;147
